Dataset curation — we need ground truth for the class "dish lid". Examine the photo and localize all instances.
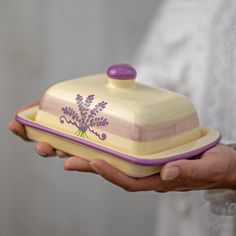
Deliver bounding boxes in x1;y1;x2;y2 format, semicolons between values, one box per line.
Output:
34;64;218;156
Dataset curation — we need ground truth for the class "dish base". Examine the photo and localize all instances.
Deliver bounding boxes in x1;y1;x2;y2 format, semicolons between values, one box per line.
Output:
16;105;221;177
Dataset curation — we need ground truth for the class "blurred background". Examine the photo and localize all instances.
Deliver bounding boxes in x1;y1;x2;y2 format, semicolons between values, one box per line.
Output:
1;1;161;236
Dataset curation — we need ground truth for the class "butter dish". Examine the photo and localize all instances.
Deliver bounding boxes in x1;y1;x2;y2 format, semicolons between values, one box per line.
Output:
16;64;221;177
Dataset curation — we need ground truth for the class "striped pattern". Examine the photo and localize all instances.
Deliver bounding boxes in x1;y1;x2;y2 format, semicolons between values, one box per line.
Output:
38;93;199;142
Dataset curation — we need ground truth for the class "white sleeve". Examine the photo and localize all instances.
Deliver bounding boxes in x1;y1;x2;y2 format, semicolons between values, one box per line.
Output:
133;0;196;94
205;190;236;216
200;0;236;216
134;0;236;217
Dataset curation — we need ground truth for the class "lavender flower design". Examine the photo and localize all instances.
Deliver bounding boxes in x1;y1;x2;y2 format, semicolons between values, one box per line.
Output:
60;94;108;140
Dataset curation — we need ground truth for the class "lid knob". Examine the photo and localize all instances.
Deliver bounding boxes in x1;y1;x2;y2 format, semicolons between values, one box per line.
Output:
107;64;136;88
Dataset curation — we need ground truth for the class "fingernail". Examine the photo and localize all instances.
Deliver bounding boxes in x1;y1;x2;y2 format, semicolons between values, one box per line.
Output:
90;161;100;173
64;158;75;171
12;130;18;135
38;152;48;157
162;166;180;180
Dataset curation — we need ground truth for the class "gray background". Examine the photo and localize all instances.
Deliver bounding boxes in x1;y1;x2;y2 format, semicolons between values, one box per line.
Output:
0;1;161;236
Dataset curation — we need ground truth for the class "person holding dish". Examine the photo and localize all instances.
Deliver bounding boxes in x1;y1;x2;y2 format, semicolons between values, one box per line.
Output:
8;0;236;235
8;117;236;191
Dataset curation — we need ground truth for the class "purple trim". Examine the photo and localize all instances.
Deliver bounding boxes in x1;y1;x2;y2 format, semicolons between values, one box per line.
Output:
107;64;136;80
16;114;221;166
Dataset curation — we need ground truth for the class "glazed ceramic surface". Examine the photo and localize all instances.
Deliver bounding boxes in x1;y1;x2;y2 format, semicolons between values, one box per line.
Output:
36;64;201;155
16;64;221;177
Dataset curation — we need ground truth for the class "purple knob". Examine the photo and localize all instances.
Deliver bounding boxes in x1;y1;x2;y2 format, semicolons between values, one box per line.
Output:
107;64;137;80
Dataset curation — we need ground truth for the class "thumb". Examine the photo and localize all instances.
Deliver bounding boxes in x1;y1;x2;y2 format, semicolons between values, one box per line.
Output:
161;158;211;182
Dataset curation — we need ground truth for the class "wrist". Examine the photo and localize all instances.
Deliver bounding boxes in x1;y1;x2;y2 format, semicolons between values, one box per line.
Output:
227;143;236;151
225;144;236;189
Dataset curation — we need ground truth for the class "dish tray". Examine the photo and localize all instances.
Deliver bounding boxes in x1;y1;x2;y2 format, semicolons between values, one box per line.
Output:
16;105;221;177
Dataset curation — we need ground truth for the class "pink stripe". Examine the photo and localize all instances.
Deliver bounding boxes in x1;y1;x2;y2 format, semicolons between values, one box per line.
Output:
39;94;199;141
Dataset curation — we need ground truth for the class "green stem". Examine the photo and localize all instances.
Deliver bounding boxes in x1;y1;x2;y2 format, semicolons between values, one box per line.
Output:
75;129;88;138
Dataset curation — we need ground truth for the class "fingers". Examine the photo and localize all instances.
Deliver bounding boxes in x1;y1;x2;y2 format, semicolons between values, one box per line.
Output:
56;150;68;158
89;145;233;192
9;116;69;158
9;118;68;159
35;142;56;157
63;157;187;192
35;142;69;158
64;157;97;174
160;153;229;189
9;100;40;140
8;120;29;141
90;160;160;191
9;119;69;158
161;159;208;182
89;160;198;192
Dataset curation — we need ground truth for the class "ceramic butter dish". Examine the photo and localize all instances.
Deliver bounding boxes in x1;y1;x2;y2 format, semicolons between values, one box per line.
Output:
16;64;221;177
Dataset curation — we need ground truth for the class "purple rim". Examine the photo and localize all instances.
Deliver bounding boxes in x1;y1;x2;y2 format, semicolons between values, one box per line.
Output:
107;64;136;80
16;115;221;166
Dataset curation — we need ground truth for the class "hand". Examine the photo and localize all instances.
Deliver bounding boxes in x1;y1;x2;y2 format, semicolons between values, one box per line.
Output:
8;101;68;158
64;144;236;192
9;103;236;192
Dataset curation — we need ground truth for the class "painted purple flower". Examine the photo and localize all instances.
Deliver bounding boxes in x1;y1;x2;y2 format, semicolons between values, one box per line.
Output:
60;94;108;140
